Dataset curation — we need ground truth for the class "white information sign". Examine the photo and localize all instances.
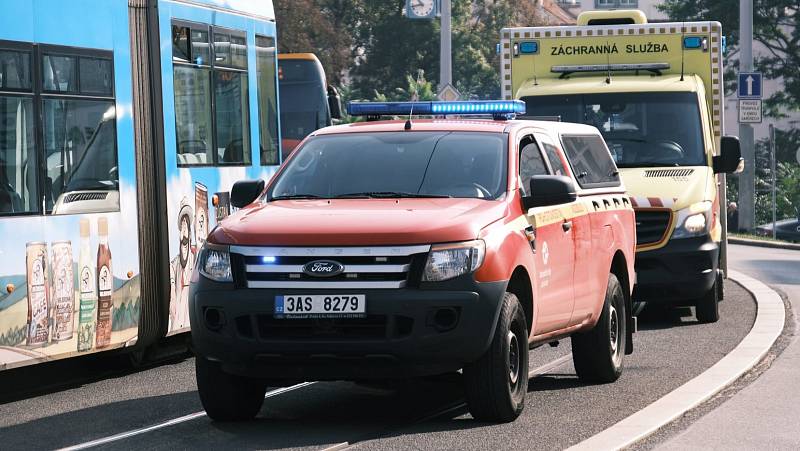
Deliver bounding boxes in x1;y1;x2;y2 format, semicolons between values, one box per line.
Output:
738;99;762;124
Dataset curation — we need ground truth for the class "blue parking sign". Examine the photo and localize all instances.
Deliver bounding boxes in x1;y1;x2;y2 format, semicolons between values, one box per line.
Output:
738;72;762;98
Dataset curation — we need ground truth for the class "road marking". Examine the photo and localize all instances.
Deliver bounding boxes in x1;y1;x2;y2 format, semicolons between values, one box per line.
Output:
56;382;315;451
567;271;785;451
321;353;573;451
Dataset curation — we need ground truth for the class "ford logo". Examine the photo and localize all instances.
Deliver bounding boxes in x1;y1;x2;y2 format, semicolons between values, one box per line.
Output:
302;260;344;278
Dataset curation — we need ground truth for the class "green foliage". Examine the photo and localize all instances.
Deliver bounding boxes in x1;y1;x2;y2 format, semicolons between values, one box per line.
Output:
275;0;544;101
659;0;800;116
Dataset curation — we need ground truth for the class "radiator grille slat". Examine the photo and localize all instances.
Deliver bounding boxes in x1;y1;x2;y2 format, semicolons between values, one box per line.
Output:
635;210;672;245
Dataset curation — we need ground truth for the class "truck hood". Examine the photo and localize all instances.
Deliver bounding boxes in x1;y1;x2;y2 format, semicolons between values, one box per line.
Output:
619;166;713;210
209;198;507;246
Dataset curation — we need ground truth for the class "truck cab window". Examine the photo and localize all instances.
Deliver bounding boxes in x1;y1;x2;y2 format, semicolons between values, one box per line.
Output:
561;135;620;188
518;136;548;196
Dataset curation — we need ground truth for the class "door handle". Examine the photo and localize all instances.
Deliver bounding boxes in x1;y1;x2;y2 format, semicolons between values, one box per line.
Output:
562;220;572;232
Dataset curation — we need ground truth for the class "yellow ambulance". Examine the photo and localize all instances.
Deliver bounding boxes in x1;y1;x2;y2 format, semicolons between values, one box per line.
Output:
500;10;742;322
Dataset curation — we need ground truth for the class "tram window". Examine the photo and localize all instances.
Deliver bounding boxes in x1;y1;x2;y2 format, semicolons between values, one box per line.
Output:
256;35;279;165
0;49;31;90
214;70;250;164
79;57;113;96
43;55;78;93
174;65;214;165
43;99;119;213
0;96;38;214
172;21;250;166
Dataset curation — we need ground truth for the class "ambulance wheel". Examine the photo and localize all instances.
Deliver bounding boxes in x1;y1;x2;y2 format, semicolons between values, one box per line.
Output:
196;357;267;421
463;292;528;422
572;273;626;383
696;276;720;324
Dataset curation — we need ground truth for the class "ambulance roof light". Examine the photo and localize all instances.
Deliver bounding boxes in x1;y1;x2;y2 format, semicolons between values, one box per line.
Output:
347;100;526;120
551;63;669;78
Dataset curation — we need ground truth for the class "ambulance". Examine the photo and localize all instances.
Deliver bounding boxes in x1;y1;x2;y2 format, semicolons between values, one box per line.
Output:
500;10;742;323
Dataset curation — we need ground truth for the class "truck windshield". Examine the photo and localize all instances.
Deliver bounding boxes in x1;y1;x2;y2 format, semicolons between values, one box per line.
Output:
522;92;706;168
269;131;507;200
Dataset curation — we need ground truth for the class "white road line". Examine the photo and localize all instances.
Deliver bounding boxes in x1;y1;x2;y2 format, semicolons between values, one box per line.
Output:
320;353;574;451
567;271;785;451
56;382;315;451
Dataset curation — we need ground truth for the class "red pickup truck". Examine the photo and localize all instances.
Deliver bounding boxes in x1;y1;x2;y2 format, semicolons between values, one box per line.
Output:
189;101;636;423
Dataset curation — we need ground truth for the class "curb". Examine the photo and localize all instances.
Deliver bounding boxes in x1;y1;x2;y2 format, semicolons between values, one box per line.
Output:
728;237;800;251
566;270;785;451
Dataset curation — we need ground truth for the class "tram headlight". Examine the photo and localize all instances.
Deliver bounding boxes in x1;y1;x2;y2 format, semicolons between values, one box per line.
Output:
199;246;233;283
672;201;712;239
422;240;486;282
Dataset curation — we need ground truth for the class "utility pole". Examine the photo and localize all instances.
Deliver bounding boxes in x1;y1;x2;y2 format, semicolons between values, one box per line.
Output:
439;0;452;90
770;124;776;239
738;0;756;232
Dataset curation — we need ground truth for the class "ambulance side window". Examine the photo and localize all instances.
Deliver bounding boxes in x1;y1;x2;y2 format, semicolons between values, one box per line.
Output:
518;135;548;196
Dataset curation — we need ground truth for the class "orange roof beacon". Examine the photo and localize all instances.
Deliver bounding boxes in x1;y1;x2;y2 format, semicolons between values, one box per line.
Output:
189;101;637;423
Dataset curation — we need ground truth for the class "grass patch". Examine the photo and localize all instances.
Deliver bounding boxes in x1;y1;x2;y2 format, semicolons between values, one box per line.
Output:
730;232;796;244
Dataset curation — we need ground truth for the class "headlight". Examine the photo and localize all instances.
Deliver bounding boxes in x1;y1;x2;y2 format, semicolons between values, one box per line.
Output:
199;246;233;282
422;240;486;282
672;201;712;239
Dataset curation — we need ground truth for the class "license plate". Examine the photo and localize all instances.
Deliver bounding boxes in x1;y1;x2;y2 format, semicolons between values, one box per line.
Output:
274;294;366;318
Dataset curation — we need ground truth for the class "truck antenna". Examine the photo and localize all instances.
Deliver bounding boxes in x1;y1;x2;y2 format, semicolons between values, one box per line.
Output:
605;41;612;84
680;22;686;81
405;101;414;130
532;53;539;85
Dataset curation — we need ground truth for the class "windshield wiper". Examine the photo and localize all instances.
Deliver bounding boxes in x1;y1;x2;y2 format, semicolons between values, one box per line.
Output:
335;191;452;199
270;193;326;201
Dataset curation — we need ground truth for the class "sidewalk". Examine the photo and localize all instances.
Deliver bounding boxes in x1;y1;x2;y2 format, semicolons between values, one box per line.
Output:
657;244;800;450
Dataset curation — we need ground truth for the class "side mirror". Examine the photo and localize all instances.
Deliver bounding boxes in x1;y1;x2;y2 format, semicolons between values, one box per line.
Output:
327;85;342;120
231;179;265;209
714;136;744;174
522;175;577;210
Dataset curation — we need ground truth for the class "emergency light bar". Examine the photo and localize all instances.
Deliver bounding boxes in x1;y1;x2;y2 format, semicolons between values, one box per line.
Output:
551;63;670;74
347;100;526;118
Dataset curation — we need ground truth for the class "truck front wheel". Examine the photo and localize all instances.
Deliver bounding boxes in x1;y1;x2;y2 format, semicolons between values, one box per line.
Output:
196;356;267;421
695;274;721;323
571;273;626;383
463;292;529;422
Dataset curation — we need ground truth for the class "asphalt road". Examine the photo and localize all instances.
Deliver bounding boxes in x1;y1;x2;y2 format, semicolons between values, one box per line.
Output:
0;278;757;451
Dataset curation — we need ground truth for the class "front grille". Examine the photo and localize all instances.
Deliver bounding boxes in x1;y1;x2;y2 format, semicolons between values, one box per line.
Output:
65;192;108;203
256;314;390;339
230;245;430;289
644;169;695;178
635;209;672;246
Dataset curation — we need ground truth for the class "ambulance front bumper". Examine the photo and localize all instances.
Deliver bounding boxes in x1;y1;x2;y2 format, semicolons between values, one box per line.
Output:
632;235;718;303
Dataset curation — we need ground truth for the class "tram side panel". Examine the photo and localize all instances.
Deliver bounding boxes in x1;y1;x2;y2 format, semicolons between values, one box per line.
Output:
155;0;281;336
0;0;142;370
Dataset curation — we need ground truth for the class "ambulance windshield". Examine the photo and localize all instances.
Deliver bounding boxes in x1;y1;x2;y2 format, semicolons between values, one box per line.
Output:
522;92;705;168
269;131;507;200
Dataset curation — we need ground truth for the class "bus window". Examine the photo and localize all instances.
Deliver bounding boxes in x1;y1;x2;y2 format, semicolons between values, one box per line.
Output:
256;35;279;166
278;54;330;158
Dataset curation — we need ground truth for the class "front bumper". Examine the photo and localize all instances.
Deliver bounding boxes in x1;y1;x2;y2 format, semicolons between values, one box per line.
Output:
633;235;719;304
189;276;507;381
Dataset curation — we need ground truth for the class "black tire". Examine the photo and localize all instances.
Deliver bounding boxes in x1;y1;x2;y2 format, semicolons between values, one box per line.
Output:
463;292;529;422
572;273;626;383
196;357;267;421
696;275;720;323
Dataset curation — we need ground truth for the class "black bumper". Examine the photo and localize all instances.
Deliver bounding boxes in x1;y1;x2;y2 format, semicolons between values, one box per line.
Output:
633;236;719;304
189;277;507;380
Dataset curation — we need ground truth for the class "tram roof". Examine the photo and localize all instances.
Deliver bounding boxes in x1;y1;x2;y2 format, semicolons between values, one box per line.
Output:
171;0;275;21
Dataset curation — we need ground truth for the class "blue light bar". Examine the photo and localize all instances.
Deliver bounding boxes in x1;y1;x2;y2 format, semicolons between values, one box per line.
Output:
683;36;705;49
520;41;539;54
262;256;276;264
347;100;526;117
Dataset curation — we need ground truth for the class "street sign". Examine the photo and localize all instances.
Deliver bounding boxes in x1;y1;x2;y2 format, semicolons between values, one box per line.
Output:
737;72;762;99
437;84;460;102
738;99;762;123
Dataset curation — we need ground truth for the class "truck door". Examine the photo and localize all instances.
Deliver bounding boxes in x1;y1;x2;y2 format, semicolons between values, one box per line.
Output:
519;134;575;333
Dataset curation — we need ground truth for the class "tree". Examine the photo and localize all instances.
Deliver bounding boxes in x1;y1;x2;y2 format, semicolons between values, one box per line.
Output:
659;0;800;117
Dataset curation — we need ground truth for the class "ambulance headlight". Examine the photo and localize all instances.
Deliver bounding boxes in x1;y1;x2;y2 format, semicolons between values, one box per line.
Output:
672;201;712;239
422;240;486;282
199;245;233;283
